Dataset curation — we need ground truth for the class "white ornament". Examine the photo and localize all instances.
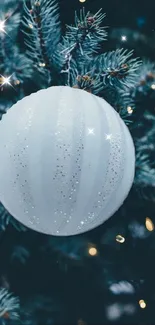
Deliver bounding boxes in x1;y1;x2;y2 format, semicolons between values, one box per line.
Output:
0;86;135;236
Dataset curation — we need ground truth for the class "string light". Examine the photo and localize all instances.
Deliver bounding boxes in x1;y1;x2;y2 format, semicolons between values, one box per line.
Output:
145;217;154;232
139;300;146;309
39;62;46;67
116;235;125;243
151;84;155;90
88;246;98;256
121;35;127;41
14;80;20;85
0;20;5;33
127;106;133;114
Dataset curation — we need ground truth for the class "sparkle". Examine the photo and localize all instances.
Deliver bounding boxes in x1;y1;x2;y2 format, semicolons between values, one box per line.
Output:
0;75;11;86
121;35;127;41
0;20;5;33
80;221;84;225
88;128;95;135
0;74;16;91
139;300;146;309
105;134;112;140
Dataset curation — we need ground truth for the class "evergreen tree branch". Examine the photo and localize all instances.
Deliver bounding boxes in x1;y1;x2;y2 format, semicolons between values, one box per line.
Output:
0;4;21;68
88;49;142;89
59;8;107;85
130;60;155;101
22;0;61;86
0;288;20;321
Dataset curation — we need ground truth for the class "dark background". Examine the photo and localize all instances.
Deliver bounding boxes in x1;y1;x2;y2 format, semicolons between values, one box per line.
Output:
59;0;155;62
60;0;155;32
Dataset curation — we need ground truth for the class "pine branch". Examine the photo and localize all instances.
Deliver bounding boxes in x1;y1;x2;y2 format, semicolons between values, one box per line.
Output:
65;54;136;125
0;202;27;232
22;0;61;86
0;3;32;94
68;65;103;94
59;8;107;85
0;47;33;87
64;8;107;55
0;5;21;67
130;60;155;98
134;112;155;200
0;204;10;231
88;49;142;89
0;288;20;321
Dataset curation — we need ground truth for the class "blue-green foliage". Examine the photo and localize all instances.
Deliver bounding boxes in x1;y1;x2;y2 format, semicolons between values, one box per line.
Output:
22;0;61;85
88;49;142;88
0;288;20;321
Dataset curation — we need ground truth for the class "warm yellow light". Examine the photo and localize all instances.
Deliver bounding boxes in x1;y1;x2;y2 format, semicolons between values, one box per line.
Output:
79;0;86;2
127;106;133;114
14;80;20;85
145;217;154;232
151;84;155;90
88;247;97;256
116;235;125;243
139;300;146;309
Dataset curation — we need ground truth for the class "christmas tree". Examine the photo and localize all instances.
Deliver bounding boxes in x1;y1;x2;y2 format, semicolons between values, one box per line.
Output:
0;0;155;324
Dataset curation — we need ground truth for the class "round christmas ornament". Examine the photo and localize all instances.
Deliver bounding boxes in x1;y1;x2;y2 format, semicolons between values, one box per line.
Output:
0;86;135;236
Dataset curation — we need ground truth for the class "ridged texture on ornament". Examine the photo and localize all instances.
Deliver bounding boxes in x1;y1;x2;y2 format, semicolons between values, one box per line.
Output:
0;86;135;236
